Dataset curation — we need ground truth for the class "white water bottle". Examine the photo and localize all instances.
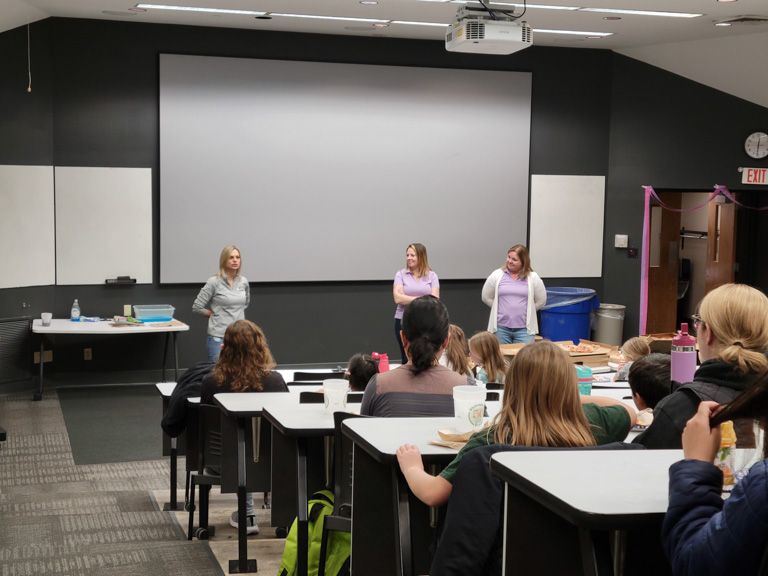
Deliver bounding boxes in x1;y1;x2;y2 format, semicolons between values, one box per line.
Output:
71;299;81;322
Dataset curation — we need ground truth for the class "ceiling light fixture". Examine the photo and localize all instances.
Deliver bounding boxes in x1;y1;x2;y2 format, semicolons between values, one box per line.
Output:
136;4;267;16
392;20;450;26
714;21;732;26
579;8;701;18
360;1;379;4
270;13;389;23
534;28;613;36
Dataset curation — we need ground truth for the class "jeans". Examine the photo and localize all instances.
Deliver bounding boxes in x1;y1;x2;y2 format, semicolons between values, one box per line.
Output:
394;318;406;365
206;335;222;363
246;492;254;516
494;326;534;345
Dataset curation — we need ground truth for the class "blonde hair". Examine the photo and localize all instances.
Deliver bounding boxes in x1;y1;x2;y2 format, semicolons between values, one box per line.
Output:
445;325;471;377
218;245;242;278
620;337;651;362
407;243;432;279
499;244;532;279
699;283;768;373
468;332;507;383
491;341;595;447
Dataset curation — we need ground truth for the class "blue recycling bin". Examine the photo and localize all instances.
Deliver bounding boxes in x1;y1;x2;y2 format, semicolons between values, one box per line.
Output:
540;288;599;344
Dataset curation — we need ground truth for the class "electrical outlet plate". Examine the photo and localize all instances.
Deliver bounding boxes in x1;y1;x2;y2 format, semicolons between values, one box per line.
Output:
84;348;92;361
614;234;628;249
34;351;53;364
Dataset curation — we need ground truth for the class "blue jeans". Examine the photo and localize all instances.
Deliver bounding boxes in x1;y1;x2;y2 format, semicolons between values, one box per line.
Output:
246;492;254;516
206;335;222;363
494;326;534;345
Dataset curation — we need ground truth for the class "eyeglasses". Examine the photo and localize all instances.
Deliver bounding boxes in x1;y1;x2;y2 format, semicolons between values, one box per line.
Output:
691;314;703;332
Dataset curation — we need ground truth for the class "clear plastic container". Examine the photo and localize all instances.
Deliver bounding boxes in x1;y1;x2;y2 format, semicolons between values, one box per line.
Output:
133;304;175;322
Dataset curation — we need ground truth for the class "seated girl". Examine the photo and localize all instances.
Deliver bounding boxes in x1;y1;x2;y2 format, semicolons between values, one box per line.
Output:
345;353;379;392
663;375;768;576
439;324;474;379
468;331;507;385
396;340;636;508
614;336;651;381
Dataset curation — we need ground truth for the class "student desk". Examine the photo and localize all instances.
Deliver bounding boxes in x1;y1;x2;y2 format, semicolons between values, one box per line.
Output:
262;402;361;576
155;381;192;511
343;417;460;576
489;450;683;576
214;392;297;574
31;318;189;400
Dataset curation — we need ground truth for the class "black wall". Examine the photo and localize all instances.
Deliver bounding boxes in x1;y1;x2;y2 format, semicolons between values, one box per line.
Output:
1;18;766;386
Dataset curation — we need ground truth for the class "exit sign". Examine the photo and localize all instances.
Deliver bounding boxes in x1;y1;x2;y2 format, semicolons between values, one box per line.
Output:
742;167;768;185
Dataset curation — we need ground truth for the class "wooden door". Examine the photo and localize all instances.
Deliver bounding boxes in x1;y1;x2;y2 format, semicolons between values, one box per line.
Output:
705;197;737;292
646;193;681;334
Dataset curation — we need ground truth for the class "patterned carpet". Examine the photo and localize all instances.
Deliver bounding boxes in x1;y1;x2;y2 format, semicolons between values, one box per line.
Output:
0;391;225;576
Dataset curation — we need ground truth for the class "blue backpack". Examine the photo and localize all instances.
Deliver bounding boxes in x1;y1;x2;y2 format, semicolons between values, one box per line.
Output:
278;489;350;576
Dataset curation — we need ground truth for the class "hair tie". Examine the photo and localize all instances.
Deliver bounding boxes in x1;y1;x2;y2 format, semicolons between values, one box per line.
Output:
734;341;744;348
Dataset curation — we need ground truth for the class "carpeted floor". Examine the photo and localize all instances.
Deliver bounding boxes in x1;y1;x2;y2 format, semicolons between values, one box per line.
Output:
57;385;162;465
0;390;230;576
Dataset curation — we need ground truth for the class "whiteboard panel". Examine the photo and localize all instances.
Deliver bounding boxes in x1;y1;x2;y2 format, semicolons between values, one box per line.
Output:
55;167;152;285
160;55;532;283
0;165;55;289
529;175;605;278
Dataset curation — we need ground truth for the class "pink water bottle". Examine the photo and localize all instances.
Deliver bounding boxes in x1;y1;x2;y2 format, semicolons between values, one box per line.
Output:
371;352;390;372
671;323;697;384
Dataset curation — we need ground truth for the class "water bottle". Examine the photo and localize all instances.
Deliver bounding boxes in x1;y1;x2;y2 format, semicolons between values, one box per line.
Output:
671;323;697;384
70;299;81;322
371;352;390;372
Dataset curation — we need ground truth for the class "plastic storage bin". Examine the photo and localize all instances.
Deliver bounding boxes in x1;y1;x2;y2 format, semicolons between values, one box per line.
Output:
540;288;599;344
133;304;175;322
593;304;626;346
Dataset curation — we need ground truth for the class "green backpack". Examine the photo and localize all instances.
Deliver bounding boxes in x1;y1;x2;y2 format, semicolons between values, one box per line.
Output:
278;489;351;576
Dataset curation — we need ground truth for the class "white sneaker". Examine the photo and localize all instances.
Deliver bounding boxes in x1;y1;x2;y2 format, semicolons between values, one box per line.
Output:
230;511;259;535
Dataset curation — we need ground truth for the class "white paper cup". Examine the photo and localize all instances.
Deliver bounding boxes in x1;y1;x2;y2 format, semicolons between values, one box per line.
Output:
454;385;486;433
41;313;53;326
323;379;349;414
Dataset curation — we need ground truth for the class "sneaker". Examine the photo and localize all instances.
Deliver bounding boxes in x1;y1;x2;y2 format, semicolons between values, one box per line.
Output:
230;511;259;535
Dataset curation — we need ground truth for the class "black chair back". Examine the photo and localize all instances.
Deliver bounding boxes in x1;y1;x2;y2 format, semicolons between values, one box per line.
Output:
486;382;504;390
486;391;500;402
293;371;344;381
299;391;364;404
199;404;223;472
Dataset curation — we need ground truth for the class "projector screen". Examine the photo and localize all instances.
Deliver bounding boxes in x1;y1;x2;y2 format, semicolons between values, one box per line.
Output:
160;54;531;283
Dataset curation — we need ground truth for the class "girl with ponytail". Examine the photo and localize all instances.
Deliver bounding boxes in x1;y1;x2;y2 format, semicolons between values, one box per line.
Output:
360;296;475;417
635;283;768;449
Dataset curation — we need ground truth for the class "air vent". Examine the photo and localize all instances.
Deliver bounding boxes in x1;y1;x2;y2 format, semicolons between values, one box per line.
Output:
465;21;485;40
720;15;768;25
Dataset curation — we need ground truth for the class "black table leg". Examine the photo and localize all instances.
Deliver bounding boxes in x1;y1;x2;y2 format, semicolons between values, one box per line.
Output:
162;333;169;383
579;528;615;576
34;338;44;401
229;416;258;574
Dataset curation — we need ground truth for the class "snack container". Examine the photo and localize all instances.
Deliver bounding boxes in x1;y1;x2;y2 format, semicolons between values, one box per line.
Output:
133;305;175;322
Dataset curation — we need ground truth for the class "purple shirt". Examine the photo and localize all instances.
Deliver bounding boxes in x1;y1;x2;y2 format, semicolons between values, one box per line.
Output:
497;270;528;329
393;269;440;319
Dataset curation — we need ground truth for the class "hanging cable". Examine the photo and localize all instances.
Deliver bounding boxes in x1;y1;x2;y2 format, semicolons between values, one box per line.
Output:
27;23;32;93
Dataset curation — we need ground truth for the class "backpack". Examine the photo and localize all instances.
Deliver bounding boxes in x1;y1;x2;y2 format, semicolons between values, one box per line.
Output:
278;489;350;576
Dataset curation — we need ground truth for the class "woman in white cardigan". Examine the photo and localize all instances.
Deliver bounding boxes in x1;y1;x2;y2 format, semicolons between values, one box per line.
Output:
481;245;546;344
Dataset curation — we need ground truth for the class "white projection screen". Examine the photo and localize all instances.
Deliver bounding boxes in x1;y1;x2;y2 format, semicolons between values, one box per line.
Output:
160;54;531;283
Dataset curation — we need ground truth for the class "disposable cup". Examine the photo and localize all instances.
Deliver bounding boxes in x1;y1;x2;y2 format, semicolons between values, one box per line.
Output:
41;313;52;326
454;385;486;433
323;379;349;414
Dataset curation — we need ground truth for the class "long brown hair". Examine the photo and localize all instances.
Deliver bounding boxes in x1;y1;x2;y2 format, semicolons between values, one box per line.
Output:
445;324;471;377
407;243;432;279
490;341;595;447
469;332;507;383
213;319;275;392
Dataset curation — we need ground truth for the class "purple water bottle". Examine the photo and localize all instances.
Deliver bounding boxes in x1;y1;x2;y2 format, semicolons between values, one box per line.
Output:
671;323;697;384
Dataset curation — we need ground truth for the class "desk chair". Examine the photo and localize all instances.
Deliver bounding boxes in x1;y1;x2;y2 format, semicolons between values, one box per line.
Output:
293;371;345;381
486;391;500;402
187;404;222;540
318;412;368;576
298;391;364;404
431;442;645;576
486;382;504;390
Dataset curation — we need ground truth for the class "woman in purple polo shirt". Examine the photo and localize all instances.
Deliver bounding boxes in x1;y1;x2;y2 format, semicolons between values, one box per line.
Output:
481;244;546;345
393;243;440;364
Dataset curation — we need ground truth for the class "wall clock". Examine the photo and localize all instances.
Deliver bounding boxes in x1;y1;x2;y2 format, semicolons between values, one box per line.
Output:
745;132;768;159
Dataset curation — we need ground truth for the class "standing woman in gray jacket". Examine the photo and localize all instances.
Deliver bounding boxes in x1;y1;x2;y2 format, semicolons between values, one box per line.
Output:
193;245;250;362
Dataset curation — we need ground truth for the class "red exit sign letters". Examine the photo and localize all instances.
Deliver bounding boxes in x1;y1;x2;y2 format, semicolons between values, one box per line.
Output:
742;167;768;185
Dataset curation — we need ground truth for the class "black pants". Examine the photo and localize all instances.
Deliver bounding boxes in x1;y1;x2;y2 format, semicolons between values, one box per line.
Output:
394;318;406;365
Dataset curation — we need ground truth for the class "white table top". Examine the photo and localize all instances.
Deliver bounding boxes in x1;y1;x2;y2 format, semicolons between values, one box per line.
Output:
32;318;189;334
155;382;177;397
490;449;683;522
344;417;461;464
263;402;361;436
214;391;297;416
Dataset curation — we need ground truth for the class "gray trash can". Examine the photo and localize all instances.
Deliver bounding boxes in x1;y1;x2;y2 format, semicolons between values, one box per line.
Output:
593;304;625;346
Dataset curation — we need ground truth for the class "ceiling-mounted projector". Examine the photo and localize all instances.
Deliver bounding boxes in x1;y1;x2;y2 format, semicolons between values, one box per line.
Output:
446;3;533;55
